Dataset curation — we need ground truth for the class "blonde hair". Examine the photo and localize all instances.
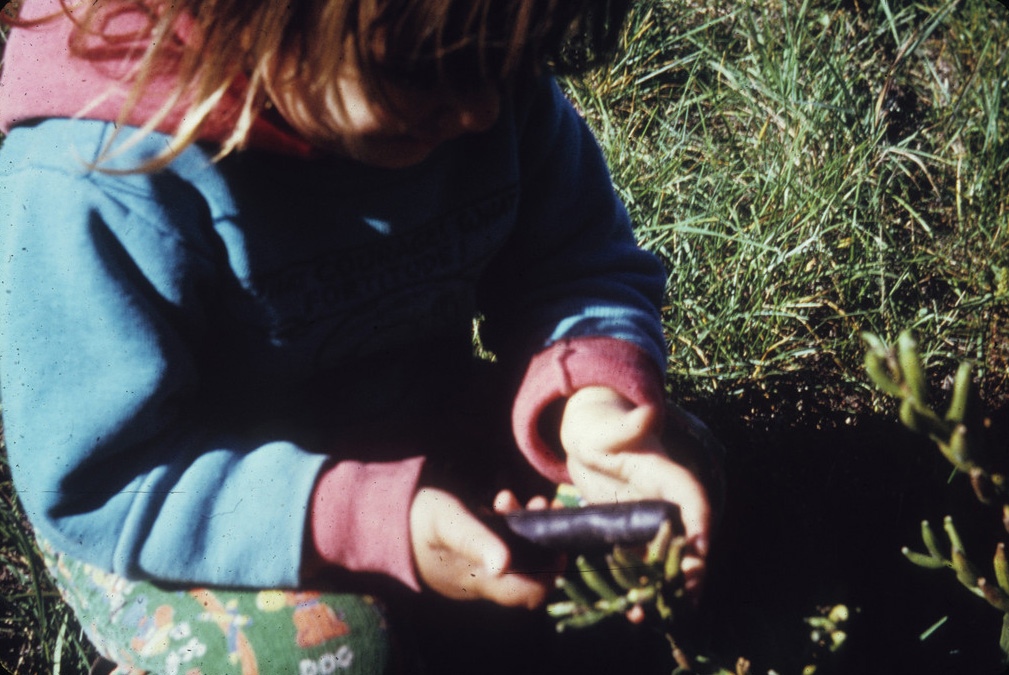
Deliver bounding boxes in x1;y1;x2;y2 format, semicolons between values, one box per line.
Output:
7;0;631;170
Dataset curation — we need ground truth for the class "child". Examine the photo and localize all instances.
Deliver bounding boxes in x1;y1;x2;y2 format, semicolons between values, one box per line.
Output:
0;0;721;672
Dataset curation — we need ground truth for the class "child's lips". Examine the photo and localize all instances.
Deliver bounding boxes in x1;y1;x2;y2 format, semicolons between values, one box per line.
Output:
368;131;432;151
399;135;440;151
382;132;450;160
352;133;444;168
396;121;470;150
351;128;460;167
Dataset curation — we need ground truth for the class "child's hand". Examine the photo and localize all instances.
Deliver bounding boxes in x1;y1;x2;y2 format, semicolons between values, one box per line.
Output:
409;487;552;608
559;386;713;594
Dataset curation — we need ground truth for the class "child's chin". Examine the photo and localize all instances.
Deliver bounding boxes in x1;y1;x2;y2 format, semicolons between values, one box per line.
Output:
352;137;441;168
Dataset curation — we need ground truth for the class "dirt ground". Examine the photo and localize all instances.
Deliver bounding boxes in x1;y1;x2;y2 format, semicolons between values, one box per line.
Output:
690;397;1009;675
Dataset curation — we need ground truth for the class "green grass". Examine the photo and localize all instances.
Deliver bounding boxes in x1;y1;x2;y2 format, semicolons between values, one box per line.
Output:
0;7;100;674
0;436;97;675
1;0;1008;672
563;0;1009;418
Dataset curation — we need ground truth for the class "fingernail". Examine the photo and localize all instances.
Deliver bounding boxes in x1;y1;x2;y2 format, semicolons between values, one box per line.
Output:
485;548;509;573
695;536;709;557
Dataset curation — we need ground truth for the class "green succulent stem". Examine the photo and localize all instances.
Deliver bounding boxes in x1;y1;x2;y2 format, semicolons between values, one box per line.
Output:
547;518;690;636
946;361;973;424
664;536;686;582
944;516;966;554
902;546;946;569
897;330;928;403
978;578;1009;612
995;543;1009;594
921;520;944;560
951;548;982;592
547;600;581;618
576;555;621;602
556;576;593;607
1001;614;1009;664
556;609;607;632
646;520;673;565
607;552;642;591
862;331;1006;503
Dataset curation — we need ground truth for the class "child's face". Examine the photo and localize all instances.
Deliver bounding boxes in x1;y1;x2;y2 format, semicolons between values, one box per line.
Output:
341;75;502;168
271;60;501;168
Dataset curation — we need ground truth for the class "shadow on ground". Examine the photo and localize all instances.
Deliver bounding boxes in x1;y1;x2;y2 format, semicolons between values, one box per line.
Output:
5;401;1009;675
697;407;1009;675
408;400;1009;675
511;399;1009;675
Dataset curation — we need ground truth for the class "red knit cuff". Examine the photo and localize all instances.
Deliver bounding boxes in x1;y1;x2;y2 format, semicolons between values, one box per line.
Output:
512;337;666;484
309;457;425;591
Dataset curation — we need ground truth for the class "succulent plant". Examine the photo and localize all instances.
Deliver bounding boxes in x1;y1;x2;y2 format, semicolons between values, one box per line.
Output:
863;329;1009;661
547;519;688;633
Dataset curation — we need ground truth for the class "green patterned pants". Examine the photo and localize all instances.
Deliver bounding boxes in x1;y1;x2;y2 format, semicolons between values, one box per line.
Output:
38;539;396;675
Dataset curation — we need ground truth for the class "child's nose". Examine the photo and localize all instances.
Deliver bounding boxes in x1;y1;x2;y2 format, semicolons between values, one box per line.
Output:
436;88;501;139
457;88;501;132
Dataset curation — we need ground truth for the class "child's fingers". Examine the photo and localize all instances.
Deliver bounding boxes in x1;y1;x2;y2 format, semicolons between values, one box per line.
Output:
442;522;551;609
492;489;551;513
492;489;523;513
431;494;510;572
681;554;707;602
525;495;550;510
642;465;711;602
475;568;553;609
427;493;552;608
663;469;711;557
560;387;664;459
606;451;712;542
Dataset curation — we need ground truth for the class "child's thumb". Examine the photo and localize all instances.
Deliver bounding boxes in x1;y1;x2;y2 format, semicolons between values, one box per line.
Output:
610;401;663;449
438;505;510;572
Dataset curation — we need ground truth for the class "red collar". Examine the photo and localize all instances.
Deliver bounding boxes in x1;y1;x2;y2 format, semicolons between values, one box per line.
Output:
0;0;313;156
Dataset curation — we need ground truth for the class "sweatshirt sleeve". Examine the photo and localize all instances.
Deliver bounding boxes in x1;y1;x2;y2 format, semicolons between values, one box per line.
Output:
511;337;666;483
476;78;670;475
309;458;423;591
0;136;421;590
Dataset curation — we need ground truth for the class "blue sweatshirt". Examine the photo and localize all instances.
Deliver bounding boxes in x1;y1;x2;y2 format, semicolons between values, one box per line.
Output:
0;1;668;590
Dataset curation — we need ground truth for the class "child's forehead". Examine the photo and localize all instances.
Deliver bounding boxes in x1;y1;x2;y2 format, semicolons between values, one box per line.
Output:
352;2;543;91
